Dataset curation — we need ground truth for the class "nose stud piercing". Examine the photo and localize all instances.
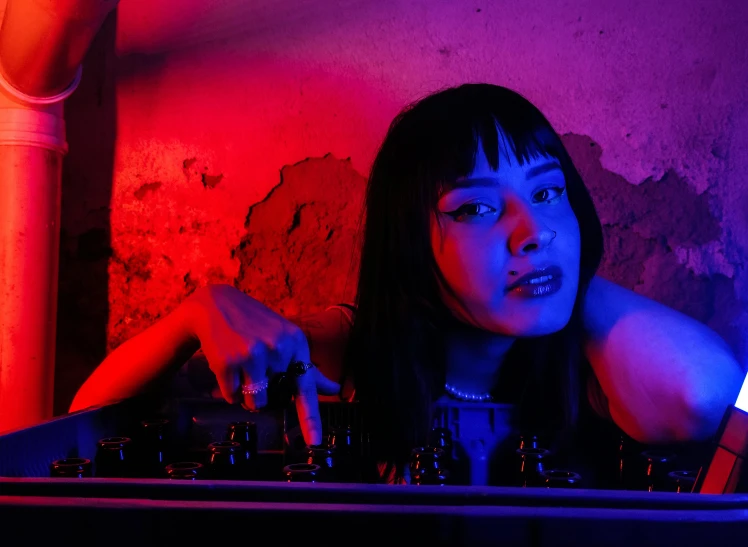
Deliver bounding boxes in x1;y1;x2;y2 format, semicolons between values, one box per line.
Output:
510;231;557;276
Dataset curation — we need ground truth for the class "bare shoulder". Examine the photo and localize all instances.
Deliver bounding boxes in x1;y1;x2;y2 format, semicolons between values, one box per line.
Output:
287;306;354;386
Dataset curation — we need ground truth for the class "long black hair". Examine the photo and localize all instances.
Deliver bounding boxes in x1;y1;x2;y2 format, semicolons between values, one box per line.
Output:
344;83;604;467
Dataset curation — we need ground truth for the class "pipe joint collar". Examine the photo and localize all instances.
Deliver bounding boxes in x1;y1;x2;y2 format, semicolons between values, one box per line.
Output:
0;64;82;106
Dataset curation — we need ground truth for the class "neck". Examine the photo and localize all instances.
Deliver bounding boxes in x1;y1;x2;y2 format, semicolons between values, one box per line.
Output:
444;322;515;395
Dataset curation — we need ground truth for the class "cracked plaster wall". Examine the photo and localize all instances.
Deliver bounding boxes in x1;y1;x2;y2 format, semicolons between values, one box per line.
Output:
54;0;748;412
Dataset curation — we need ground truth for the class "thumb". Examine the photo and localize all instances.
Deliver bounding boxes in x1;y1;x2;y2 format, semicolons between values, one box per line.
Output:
314;368;341;396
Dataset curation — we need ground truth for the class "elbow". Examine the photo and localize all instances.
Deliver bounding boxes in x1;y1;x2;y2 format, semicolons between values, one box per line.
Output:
69;401;87;414
676;387;739;443
610;355;745;445
620;419;710;446
669;403;723;444
642;389;738;444
678;360;745;442
611;391;729;445
631;358;744;444
69;392;93;413
69;388;116;414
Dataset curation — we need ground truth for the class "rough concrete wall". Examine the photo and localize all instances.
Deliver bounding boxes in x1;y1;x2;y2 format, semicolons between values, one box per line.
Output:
55;0;748;411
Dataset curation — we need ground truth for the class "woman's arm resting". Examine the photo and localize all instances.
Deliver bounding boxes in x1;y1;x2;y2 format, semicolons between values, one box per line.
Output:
582;275;744;444
69;300;200;412
70;300;351;412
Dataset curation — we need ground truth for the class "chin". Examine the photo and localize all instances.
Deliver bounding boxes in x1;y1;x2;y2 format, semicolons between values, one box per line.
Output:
518;320;570;338
500;287;578;337
491;309;574;338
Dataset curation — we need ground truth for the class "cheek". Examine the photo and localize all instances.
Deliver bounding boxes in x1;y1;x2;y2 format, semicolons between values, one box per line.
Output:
431;222;506;297
566;216;582;263
431;223;458;282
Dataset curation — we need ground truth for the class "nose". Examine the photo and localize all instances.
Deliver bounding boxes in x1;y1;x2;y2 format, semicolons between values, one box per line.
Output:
511;228;557;256
506;198;556;256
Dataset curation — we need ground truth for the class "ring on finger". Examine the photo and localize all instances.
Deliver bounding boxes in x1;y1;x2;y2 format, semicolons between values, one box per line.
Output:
288;361;315;377
241;379;269;395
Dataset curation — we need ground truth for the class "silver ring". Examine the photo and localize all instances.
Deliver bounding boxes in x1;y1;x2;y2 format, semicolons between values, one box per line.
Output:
241;379;269;395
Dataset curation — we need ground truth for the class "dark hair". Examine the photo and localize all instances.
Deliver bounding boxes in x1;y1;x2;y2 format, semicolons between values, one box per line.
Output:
344;83;604;468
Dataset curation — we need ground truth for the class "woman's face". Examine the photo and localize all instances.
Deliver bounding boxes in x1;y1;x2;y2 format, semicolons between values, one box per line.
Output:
432;135;581;337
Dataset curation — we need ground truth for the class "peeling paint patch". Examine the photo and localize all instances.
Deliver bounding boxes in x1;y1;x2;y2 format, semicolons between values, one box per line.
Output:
571;136;721;247
201;173;224;188
134;181;162;200
184;271;198;295
673;241;736;279
563;132;741;353
234;154;365;317
288;204;306;235
115;249;152;282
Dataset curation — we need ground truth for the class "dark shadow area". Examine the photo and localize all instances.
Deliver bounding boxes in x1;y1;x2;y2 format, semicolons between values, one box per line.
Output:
53;11;118;415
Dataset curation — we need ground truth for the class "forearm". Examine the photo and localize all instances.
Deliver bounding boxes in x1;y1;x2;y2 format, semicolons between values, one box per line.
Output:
69;301;201;412
582;275;744;443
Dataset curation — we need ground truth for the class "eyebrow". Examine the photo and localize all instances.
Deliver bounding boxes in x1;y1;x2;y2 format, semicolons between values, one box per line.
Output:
448;161;563;190
526;161;563;179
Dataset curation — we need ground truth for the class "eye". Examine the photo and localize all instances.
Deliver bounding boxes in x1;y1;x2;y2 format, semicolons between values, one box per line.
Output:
533;186;566;204
443;203;498;222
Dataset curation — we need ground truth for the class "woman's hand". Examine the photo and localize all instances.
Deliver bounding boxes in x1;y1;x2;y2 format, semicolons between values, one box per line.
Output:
183;284;340;445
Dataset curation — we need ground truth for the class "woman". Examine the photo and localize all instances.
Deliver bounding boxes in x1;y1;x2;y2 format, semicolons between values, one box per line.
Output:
71;84;743;477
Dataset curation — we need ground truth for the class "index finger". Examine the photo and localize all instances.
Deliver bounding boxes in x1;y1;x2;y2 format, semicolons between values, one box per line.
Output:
294;365;323;446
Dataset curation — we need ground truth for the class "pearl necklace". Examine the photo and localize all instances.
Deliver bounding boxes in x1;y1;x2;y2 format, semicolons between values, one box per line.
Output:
444;382;494;403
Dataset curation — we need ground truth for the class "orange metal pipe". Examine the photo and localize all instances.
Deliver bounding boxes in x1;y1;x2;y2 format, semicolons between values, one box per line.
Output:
0;0;118;433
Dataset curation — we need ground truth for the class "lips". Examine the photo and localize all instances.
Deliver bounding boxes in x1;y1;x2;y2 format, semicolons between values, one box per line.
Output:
506;265;563;292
